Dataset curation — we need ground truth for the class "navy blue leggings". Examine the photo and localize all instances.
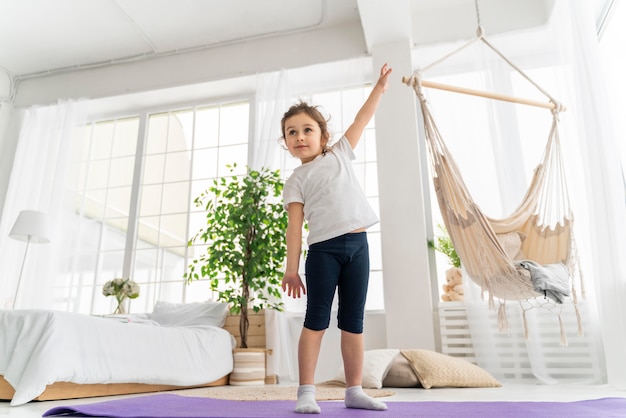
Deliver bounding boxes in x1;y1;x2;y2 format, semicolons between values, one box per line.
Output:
303;232;370;334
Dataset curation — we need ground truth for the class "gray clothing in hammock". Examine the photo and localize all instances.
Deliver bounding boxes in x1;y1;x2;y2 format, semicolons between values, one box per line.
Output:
517;260;570;304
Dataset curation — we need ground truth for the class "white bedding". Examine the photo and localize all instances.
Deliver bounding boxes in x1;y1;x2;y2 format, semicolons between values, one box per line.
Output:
0;309;235;406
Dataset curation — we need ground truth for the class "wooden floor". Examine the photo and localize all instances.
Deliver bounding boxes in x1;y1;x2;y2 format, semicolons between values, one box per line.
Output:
2;383;625;417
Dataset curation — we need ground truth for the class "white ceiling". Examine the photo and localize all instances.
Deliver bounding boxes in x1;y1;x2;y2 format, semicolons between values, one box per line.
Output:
1;0;362;78
0;0;610;82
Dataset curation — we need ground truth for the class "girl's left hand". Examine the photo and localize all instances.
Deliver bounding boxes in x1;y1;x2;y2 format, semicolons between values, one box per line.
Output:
377;63;393;93
282;272;306;299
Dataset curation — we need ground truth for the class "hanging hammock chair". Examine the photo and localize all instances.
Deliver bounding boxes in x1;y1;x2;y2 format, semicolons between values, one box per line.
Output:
404;27;585;344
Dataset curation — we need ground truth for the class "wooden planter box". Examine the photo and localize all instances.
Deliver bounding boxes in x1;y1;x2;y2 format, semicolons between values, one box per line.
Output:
223;310;267;348
223;310;277;384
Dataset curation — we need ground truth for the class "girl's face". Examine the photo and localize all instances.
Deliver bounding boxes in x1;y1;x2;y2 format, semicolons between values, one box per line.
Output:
283;112;328;164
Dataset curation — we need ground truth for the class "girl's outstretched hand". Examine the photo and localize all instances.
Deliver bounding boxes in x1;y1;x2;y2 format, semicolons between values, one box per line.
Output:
377;63;393;93
282;272;306;299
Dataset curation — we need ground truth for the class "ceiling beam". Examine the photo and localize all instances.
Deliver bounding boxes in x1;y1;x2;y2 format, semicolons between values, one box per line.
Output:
357;0;413;53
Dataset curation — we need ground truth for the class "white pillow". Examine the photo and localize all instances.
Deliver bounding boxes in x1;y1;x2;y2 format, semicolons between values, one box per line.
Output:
331;349;400;389
150;300;229;327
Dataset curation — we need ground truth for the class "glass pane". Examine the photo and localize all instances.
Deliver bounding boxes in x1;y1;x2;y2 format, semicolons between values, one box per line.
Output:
146;113;169;155
353;139;365;160
73;285;98;313
187;209;211;243
159;214;189;248
133;248;158;276
311;91;340;134
142;154;165;184
98;250;126;279
195;106;219;149
363;130;377;162
74;124;92;162
353;161;365;189
161;182;190;215
192;148;218;179
217;145;248;177
169;109;194;152
368;232;382;271
186;241;209;262
109;156;135;187
67;161;86;193
365;271;384;311
364;162;378;197
367;197;380;233
164;150;191;183
91;120;114;160
342;87;366;130
81;189;106;218
136;216;160;249
111;117;139;158
86;160;110;189
154;280;186;303
220;103;249;146
77;221;102;252
101;222;128;250
139;184;163;217
105;186;132;219
185;279;218;303
189;179;215;209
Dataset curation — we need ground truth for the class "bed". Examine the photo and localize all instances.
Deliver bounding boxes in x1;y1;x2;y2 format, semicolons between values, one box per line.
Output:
0;301;236;406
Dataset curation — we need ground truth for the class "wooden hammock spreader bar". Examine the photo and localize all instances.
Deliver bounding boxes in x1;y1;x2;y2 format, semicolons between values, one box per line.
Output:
401;76;567;112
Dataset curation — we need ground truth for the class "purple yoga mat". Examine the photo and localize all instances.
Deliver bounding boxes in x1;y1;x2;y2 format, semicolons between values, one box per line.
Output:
43;394;626;418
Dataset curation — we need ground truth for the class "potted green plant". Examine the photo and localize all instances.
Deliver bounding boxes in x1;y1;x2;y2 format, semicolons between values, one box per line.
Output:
185;164;288;349
428;223;461;269
428;224;464;302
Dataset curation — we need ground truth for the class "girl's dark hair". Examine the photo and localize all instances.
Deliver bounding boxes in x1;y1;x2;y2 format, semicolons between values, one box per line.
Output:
280;101;331;150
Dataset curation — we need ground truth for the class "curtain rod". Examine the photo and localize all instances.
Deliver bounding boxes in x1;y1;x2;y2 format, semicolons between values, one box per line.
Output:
401;77;566;111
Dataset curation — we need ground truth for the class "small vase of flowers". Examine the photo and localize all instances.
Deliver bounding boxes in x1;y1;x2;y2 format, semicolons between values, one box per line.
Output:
103;278;140;314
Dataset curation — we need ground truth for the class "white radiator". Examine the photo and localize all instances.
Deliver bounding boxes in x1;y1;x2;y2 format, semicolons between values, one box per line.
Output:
437;301;606;383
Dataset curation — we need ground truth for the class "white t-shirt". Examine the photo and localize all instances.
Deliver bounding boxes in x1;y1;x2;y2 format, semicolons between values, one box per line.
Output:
283;136;379;246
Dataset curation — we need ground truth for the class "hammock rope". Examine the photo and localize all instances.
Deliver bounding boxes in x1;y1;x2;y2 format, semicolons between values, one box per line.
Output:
404;33;584;344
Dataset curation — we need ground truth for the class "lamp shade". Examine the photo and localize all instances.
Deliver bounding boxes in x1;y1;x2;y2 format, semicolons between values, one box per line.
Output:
9;210;51;244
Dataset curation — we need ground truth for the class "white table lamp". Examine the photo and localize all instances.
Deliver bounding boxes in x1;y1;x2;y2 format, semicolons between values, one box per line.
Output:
9;210;51;309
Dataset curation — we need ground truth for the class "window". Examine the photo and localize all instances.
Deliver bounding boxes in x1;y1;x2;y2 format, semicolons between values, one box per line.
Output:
60;79;384;314
134;103;249;311
63;102;250;314
63;117;140;313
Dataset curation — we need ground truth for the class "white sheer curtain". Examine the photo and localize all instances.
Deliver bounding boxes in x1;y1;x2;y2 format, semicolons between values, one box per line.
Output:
418;0;626;385
0;99;88;310
250;69;291;171
556;0;626;386
249;69;300;383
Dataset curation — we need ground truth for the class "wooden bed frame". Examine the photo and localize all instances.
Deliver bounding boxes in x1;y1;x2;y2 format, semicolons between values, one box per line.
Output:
0;310;270;402
0;374;229;401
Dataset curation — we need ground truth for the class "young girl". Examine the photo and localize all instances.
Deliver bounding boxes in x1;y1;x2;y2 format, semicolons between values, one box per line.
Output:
281;63;392;414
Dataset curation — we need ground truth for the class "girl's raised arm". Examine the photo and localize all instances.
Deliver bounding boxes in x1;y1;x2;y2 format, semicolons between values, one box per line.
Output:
344;63;392;149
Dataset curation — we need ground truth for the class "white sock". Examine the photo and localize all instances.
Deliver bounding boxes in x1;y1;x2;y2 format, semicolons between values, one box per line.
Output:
295;384;321;414
344;385;388;411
